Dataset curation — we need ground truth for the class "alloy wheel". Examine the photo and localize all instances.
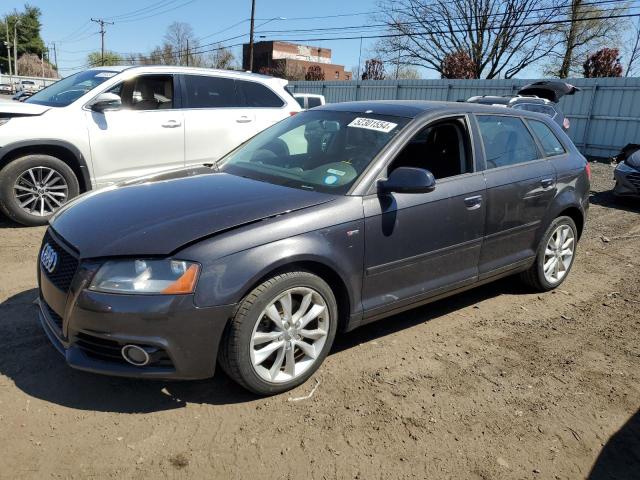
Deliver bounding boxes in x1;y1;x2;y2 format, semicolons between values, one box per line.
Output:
14;167;69;217
250;287;330;383
543;224;575;284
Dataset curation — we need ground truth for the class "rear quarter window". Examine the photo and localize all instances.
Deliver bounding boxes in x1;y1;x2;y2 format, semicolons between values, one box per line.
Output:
238;80;285;108
528;119;566;157
307;97;322;108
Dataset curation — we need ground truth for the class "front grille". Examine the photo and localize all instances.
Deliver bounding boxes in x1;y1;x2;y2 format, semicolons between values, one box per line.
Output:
74;332;174;368
40;230;79;292
626;172;640;190
42;301;63;329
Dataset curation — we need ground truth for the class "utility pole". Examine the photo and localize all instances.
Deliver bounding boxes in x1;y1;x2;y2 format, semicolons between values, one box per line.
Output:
13;17;21;76
4;18;12;85
248;0;256;72
186;38;189;66
51;42;58;72
91;18;114;66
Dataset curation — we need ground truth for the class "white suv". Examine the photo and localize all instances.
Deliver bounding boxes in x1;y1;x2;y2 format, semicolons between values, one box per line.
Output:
0;66;300;226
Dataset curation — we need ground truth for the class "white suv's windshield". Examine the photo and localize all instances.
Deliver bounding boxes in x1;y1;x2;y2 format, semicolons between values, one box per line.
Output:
26;69;119;107
219;110;410;194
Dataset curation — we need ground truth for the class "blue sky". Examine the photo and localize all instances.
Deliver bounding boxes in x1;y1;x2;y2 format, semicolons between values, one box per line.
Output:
9;0;388;76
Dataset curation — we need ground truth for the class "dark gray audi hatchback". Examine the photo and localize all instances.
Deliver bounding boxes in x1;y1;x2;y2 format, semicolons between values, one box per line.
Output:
38;101;590;394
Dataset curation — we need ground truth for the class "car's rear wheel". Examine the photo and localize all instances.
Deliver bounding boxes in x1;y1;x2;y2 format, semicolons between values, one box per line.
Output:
219;271;338;395
0;155;79;226
521;215;578;291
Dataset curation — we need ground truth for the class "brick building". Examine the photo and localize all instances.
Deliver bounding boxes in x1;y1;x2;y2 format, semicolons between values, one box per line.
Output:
243;41;351;80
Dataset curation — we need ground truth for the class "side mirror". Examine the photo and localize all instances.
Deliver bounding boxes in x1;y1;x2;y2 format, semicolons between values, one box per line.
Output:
90;92;122;113
378;167;436;194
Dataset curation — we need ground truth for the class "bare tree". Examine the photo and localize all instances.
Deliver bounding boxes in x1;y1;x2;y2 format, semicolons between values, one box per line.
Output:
396;65;421;79
207;44;235;69
547;0;627;78
362;58;385;80
626;18;640;77
17;52;57;77
305;65;325;81
258;61;306;81
163;21;198;65
376;0;562;79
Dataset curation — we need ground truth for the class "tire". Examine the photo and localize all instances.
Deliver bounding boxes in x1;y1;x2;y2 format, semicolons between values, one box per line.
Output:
520;215;578;292
219;271;338;395
0;154;80;226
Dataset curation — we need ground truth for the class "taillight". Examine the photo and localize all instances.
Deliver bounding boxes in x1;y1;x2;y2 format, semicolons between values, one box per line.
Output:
585;162;591;180
289;111;298;116
563;117;571;130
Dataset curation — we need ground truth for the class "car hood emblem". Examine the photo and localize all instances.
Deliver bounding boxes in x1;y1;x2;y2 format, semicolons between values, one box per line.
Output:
40;243;58;274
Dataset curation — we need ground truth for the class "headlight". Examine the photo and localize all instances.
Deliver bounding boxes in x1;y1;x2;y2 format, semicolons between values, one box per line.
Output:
89;259;200;294
0;118;11;126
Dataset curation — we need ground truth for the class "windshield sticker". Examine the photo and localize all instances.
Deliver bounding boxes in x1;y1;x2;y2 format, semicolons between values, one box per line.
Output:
326;168;346;177
324;175;338;185
95;72;117;78
348;117;397;133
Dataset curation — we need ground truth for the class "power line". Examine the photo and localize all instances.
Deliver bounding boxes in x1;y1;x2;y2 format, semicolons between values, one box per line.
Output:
115;0;199;24
256;0;638;36
259;11;640;43
105;0;181;21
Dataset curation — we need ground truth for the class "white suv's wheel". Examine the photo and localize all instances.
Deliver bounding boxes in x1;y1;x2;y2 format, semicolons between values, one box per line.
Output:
219;271;338;395
0;154;80;226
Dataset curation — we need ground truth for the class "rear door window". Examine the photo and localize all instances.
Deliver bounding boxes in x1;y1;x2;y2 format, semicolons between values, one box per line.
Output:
237;80;285;108
183;75;240;108
476;115;540;169
528;120;566;157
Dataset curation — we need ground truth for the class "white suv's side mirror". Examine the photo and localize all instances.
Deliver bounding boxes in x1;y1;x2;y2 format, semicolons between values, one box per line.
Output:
90;92;122;113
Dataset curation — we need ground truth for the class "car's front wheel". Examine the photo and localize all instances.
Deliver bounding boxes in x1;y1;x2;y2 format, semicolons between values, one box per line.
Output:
219;271;338;395
521;215;578;291
0;154;79;226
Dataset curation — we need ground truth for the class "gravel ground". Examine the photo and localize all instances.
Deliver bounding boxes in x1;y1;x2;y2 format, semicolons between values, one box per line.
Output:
0;161;638;479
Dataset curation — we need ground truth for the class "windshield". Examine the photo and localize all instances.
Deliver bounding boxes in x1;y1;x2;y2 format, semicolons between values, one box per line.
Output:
26;69;119;107
219;110;410;194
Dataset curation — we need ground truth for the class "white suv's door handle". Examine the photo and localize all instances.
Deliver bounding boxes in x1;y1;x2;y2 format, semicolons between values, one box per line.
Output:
161;120;181;128
236;116;253;123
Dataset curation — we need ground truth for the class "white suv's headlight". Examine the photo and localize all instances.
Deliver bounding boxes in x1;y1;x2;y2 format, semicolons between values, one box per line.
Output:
89;259;200;294
0;118;11;126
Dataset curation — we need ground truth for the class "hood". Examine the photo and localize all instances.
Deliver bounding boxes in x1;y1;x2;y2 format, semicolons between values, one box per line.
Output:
518;81;580;103
51;169;336;258
0;101;50;116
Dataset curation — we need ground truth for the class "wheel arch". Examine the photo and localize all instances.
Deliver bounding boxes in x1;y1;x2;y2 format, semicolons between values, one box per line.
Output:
557;205;584;239
0;140;92;192
544;186;587;241
236;259;353;334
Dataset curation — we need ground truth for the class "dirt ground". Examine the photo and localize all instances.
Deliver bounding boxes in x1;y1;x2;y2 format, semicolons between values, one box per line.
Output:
0;161;638;479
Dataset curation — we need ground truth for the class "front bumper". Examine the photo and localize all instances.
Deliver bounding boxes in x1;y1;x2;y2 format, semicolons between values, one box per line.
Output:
613;162;640;197
38;263;235;380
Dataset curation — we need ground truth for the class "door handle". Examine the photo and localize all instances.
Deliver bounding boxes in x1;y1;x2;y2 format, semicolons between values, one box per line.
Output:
161;120;181;128
236;116;253;123
540;178;555;189
464;195;483;210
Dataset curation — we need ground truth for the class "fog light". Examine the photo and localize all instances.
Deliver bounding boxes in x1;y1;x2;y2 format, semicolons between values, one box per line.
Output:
121;344;151;366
